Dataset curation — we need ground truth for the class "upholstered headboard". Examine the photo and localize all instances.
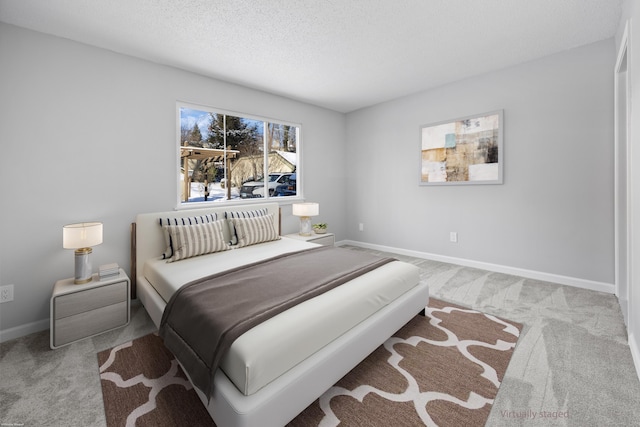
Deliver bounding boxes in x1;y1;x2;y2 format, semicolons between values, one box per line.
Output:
130;202;280;298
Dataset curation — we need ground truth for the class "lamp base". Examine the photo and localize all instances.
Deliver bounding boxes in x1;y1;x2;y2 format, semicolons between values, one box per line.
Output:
74;247;93;284
298;216;312;236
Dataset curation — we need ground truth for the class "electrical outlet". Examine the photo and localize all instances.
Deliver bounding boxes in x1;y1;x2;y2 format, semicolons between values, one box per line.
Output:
359;223;364;232
0;284;14;303
450;232;458;243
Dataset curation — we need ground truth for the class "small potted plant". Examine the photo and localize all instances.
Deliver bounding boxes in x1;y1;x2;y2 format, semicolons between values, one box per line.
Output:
312;223;327;234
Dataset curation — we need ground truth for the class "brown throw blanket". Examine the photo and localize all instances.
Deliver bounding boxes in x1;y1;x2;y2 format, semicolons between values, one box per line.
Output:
159;245;395;398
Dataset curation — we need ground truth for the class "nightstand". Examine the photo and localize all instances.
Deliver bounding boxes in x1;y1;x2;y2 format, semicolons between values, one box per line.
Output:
285;232;335;246
50;269;130;349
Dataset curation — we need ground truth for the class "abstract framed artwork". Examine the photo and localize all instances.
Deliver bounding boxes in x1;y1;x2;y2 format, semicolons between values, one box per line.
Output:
419;110;503;185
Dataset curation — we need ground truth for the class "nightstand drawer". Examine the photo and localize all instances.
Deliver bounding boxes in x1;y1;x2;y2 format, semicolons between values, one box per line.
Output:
310;234;335;246
53;281;127;319
53;301;128;347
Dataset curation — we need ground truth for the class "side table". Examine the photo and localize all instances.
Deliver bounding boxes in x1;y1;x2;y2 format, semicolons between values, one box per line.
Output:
50;269;130;349
284;232;335;246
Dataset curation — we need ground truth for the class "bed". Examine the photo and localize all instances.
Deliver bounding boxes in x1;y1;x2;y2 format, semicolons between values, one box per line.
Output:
134;202;429;427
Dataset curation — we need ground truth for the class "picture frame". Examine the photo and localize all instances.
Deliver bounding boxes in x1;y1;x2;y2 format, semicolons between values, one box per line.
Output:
419;110;503;185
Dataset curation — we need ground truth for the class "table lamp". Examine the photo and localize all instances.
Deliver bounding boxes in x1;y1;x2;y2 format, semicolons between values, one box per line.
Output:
292;203;319;236
63;222;103;284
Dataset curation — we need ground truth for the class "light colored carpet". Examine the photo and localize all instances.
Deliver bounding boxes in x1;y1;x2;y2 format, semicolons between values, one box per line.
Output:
1;246;639;426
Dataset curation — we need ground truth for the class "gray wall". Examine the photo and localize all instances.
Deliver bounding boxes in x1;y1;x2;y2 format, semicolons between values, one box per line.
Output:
0;23;620;341
345;39;615;285
0;23;347;335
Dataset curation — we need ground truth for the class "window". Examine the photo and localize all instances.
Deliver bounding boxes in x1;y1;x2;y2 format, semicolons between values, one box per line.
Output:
178;103;300;205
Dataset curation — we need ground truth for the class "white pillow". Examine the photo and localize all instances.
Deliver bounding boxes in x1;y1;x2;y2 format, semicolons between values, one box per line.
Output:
164;219;229;262
231;214;280;248
159;213;218;259
225;208;269;245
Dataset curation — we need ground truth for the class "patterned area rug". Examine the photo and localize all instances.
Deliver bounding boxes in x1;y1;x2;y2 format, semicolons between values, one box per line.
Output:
97;298;522;426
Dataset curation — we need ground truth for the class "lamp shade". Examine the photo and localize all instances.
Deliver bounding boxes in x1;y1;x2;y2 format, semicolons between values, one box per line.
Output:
292;203;319;217
63;222;103;249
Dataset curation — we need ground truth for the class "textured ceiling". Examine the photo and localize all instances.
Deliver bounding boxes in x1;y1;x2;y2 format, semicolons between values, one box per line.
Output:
0;0;623;112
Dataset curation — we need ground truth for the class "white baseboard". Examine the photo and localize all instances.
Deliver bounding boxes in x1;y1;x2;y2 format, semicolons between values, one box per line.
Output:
339;240;615;294
629;333;640;384
0;318;49;343
620;298;629;326
0;243;616;343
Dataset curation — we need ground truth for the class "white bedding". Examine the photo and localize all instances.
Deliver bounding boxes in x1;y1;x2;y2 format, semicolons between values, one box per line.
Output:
143;237;315;302
144;238;421;395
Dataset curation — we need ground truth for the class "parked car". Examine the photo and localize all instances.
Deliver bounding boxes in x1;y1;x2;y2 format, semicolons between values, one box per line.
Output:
273;173;296;196
240;173;293;198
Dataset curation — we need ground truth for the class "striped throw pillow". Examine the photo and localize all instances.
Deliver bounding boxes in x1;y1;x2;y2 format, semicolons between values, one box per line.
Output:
159;213;219;259
225;208;269;245
164;219;229;262
231;213;280;248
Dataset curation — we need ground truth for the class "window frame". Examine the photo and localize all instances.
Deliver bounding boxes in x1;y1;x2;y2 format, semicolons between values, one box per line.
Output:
175;101;304;209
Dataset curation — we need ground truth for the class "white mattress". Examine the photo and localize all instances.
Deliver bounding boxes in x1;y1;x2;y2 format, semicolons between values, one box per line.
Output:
143;238;315;303
144;238;421;395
